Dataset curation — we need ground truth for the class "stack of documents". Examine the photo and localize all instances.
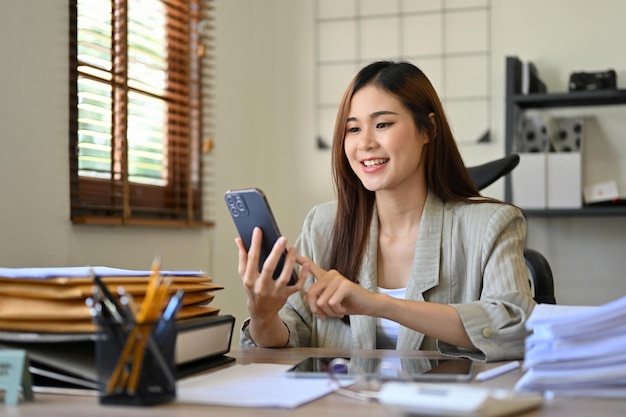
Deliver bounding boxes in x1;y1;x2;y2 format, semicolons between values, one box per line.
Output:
515;295;626;398
0;266;224;333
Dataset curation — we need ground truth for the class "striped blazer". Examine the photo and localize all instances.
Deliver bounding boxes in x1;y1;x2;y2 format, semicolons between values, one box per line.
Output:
240;191;536;362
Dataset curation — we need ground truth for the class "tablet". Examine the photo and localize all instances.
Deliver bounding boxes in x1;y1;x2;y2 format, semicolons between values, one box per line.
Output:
286;357;475;382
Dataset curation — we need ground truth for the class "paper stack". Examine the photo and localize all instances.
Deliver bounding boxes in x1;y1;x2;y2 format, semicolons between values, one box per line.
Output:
0;266;224;333
0;265;235;393
515;295;626;398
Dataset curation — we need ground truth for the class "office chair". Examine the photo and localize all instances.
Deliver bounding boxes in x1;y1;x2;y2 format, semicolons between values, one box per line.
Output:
467;154;557;304
523;248;556;304
467;153;521;190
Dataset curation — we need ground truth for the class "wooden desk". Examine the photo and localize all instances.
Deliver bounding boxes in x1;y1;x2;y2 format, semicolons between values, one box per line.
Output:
2;347;624;417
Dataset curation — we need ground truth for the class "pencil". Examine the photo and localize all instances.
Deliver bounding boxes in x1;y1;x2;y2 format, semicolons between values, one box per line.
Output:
105;256;163;393
126;262;172;394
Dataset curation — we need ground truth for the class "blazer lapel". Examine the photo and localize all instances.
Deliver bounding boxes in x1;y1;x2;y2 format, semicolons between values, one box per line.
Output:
350;207;379;349
397;191;444;350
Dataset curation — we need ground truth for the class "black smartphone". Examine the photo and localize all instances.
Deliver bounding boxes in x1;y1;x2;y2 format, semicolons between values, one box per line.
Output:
224;188;298;286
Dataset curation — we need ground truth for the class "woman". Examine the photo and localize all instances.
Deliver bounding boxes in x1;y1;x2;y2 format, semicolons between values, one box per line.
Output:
236;61;536;361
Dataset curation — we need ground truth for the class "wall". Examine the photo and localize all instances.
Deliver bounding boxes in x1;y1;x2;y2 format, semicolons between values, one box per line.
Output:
210;0;318;337
1;1;625;347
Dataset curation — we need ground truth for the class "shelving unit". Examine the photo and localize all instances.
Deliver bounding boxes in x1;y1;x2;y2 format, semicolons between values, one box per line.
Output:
504;56;626;216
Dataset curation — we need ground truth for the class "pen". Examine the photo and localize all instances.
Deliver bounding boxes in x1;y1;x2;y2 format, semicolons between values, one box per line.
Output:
90;269;126;323
154;288;184;340
475;361;520;382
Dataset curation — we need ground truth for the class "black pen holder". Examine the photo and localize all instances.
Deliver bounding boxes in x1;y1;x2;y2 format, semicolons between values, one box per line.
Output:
95;318;177;406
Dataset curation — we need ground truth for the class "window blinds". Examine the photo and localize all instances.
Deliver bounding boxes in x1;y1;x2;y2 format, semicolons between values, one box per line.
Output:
69;0;213;227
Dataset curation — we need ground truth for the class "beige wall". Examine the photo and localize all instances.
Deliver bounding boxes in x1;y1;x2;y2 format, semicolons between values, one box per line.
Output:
2;1;626;345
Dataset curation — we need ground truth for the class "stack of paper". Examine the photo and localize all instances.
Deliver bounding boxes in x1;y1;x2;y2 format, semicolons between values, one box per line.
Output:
515;295;626;398
0;266;224;333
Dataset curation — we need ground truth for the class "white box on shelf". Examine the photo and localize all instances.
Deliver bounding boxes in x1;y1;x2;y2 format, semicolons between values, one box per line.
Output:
547;152;582;209
512;153;546;209
583;180;619;204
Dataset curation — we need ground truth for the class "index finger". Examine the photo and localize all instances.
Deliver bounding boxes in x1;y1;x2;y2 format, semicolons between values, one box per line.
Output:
245;227;264;277
296;255;325;279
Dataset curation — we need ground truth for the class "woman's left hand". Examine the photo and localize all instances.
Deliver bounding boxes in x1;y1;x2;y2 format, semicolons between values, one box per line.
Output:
297;255;377;319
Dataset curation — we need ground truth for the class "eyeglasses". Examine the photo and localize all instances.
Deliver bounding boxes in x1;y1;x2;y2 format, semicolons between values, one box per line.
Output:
326;356;474;401
327;357;413;402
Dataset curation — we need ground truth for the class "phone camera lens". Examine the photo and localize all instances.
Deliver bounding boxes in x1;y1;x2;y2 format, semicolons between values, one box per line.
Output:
226;195;235;206
230;206;240;217
235;200;246;212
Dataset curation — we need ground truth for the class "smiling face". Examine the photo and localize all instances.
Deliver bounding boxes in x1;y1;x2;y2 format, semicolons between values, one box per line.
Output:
344;84;430;194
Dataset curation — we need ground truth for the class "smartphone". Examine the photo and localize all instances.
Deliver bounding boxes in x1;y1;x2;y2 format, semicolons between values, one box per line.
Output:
224;188;298;286
286;357;475;382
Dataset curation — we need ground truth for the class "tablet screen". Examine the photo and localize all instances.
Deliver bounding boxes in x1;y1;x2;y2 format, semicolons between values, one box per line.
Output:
286;357;474;382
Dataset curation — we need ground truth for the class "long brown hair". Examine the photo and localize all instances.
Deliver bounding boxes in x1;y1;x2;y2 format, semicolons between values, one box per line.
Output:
329;61;483;282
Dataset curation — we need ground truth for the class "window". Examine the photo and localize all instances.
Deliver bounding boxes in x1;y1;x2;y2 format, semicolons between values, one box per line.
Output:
69;0;213;227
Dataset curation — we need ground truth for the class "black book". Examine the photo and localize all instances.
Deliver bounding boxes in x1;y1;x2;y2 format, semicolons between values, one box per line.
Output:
0;314;236;393
522;61;547;95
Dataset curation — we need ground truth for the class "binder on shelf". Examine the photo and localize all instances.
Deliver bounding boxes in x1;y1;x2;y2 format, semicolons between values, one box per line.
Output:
521;61;547;95
511;111;585;210
512;114;549;209
545;116;584;209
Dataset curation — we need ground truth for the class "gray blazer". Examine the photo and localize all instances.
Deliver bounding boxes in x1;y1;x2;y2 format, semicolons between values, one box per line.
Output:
240;191;536;361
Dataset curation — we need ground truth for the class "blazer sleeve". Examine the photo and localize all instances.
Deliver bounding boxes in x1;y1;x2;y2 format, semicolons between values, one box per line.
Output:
439;204;537;362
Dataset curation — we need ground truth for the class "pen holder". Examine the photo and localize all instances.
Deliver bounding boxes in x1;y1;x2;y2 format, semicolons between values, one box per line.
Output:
95;318;177;406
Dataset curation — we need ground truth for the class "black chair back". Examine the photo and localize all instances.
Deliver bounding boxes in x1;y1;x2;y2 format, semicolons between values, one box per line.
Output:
466;153;520;190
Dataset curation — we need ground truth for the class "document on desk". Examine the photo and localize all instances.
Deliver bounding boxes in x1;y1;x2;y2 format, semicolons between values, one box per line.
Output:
516;295;626;398
177;363;347;408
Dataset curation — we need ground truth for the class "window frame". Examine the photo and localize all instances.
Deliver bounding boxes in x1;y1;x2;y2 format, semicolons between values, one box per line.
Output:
69;0;213;228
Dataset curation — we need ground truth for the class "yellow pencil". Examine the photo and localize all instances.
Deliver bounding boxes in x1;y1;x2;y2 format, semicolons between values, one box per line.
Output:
106;256;166;394
125;261;173;394
127;278;172;393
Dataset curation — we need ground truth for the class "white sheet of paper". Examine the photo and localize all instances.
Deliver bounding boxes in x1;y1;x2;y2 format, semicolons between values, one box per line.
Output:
176;363;346;408
0;266;204;278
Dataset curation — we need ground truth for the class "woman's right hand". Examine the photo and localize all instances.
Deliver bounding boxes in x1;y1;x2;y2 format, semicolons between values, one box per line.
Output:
236;227;306;346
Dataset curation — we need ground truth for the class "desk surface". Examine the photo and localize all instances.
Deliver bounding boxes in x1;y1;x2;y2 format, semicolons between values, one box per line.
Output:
2;347;624;417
